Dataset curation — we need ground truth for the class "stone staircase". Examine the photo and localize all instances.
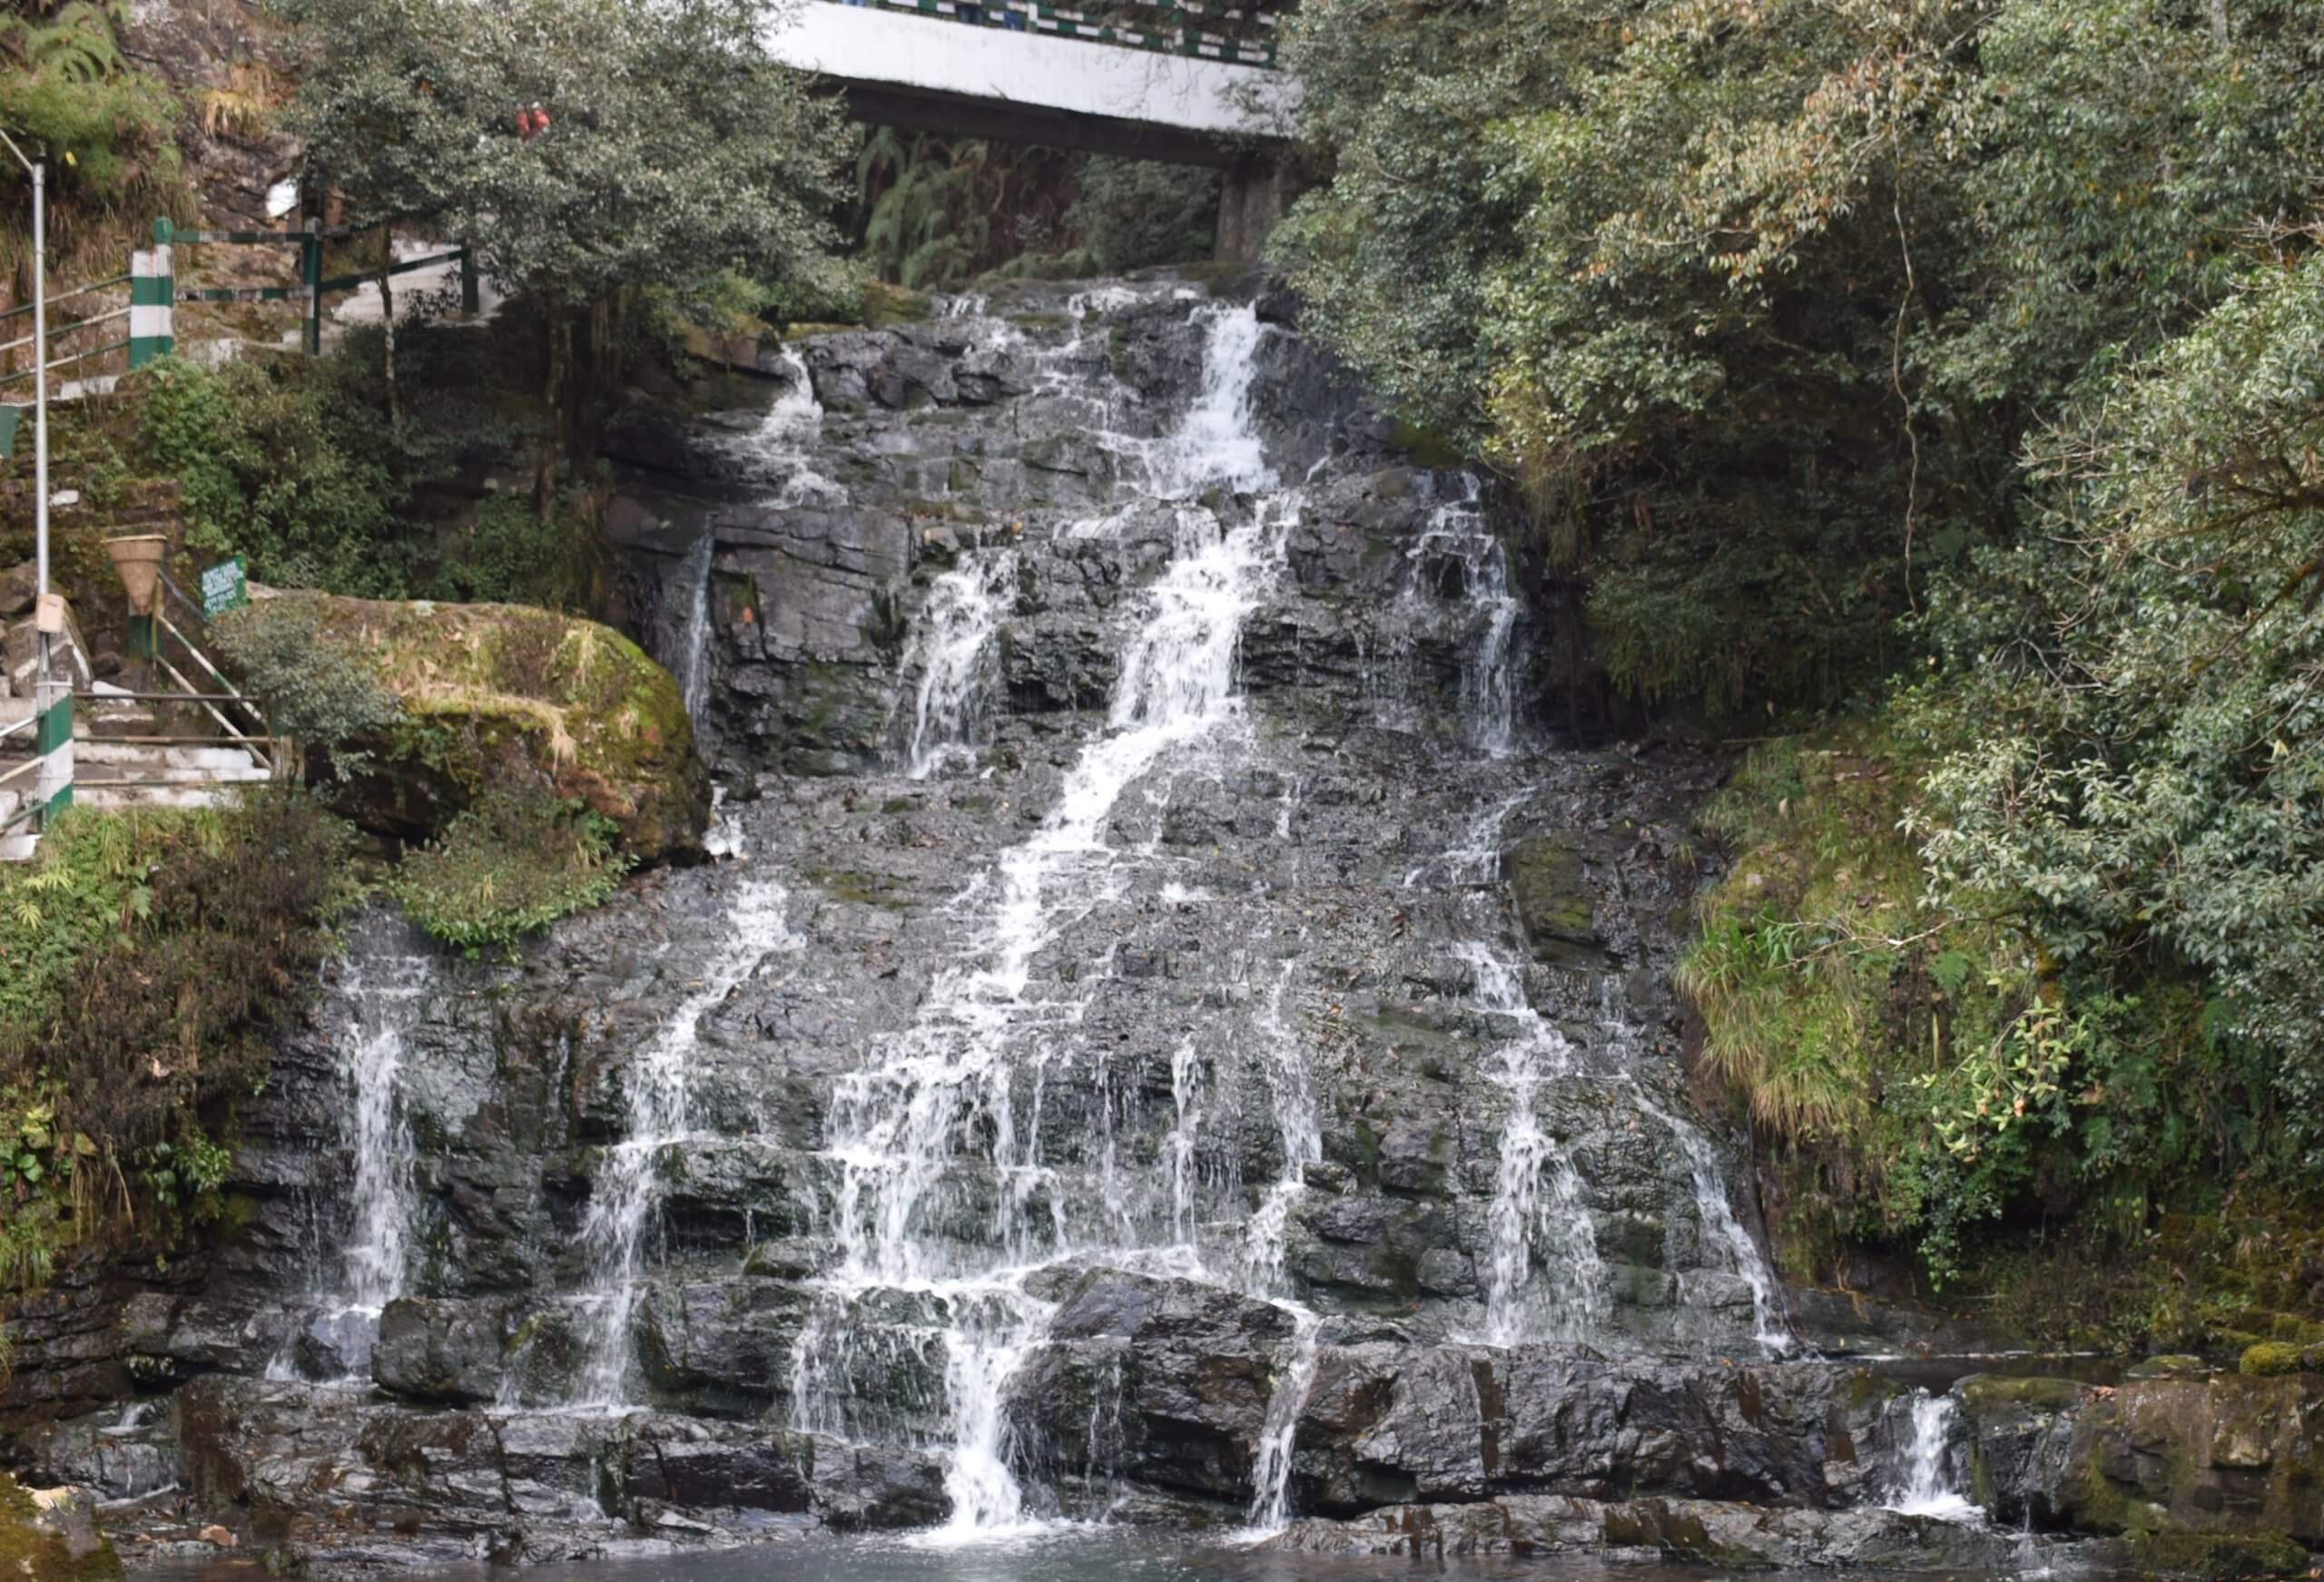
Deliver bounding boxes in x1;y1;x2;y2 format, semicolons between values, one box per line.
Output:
0;600;278;858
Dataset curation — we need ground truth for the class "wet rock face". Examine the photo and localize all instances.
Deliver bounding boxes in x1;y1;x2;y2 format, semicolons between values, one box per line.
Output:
6;272;2104;1573
1960;1371;2324;1545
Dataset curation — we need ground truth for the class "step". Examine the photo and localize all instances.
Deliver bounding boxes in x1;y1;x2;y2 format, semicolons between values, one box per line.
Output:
73;741;270;775
74;783;243;811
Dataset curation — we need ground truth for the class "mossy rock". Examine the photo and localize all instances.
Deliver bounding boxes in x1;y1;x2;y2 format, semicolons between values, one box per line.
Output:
1959;1373;2089;1413
2119;1528;2310;1577
0;1474;123;1582
2128;1354;2211;1380
862;282;932;326
2239;1341;2324;1377
1505;834;1602;965
300;594;708;863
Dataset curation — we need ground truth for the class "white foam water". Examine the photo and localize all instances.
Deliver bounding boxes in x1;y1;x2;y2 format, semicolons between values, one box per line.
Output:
1455;941;1605;1346
901;550;1019;778
795;303;1294;1543
569;879;799;1406
267;932;432;1382
1890;1389;1980;1521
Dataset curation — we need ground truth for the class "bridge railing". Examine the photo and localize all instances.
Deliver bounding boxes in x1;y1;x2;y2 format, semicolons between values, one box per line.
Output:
835;0;1284;66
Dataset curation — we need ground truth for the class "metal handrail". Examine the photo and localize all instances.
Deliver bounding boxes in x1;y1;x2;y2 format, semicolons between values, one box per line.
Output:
0;713;33;743
0;272;131;324
75;689;255;703
156;611;269;736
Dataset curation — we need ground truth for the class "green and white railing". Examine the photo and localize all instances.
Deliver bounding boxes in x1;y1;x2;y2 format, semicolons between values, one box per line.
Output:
835;0;1285;66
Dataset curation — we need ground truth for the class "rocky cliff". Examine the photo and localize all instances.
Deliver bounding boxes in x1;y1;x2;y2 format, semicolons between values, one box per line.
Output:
3;275;2316;1578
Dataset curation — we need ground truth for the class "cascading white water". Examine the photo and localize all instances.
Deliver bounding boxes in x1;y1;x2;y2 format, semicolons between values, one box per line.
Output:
570;879;798;1407
1245;1307;1321;1532
1417;485;1521;756
901;550;1019;778
1239;966;1321;1292
268;933;432;1382
1377;478;1522;752
1166;1037;1205;1251
341;968;420;1313
675;533;717;724
673;349;841;723
1624;1073;1791;1355
1455;942;1605;1346
795;304;1291;1543
1889;1390;1979;1521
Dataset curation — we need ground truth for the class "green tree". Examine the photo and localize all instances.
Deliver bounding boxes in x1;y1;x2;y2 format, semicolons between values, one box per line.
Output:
280;0;850;504
1273;0;2324;717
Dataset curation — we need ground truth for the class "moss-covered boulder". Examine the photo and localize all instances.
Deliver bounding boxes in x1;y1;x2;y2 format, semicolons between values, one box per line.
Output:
2240;1341;2324;1377
1505;834;1602;965
0;1474;122;1582
1961;1371;2324;1548
246;594;707;862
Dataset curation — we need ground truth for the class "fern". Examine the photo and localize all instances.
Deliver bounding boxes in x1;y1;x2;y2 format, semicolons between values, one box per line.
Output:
5;1;128;83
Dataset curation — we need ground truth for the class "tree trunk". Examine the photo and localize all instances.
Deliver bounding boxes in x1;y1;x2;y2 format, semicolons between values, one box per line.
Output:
538;303;566;522
378;223;402;445
2209;0;2230;45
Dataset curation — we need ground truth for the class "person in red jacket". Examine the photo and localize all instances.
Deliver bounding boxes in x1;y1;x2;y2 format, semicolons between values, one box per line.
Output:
517;102;550;142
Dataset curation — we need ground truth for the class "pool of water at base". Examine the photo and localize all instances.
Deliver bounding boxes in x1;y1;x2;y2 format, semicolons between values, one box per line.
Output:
129;1530;2085;1582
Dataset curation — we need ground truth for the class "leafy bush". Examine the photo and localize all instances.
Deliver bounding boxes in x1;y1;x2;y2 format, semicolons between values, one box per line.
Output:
428;492;589;610
387;788;629;956
133;354;409;596
0;3;182;214
209;593;404;771
1683;708;2290;1297
1066;158;1220;272
0;791;357;1286
1915;249;2324;1165
1274;0;2324;717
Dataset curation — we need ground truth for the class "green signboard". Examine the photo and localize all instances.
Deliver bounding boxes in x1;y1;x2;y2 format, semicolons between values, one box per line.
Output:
201;556;249;617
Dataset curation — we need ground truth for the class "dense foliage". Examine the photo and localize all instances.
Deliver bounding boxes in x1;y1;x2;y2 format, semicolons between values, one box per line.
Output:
1276;0;2324;715
133;353;408;595
279;0;851;399
0;0;186;280
1280;0;2324;1319
386;787;629;956
0;794;356;1289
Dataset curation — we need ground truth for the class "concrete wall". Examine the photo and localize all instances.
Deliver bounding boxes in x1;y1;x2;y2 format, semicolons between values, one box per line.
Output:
765;4;1296;164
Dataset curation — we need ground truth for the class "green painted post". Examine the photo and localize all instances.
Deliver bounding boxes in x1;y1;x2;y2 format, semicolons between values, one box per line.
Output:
459;245;480;316
302;219;323;355
129;220;174;368
32;687;71;824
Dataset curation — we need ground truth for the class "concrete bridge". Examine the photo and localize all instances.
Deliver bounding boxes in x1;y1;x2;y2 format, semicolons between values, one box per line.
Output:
763;0;1300;257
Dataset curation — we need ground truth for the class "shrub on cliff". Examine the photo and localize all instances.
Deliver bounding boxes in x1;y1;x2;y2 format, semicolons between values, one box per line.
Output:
386;787;630;956
212;591;706;866
0;791;357;1289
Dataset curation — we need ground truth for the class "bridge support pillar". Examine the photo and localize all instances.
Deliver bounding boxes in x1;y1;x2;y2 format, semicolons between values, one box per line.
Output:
1214;152;1294;263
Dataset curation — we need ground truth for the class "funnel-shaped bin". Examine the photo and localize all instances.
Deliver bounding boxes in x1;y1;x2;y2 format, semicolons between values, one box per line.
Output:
103;534;171;617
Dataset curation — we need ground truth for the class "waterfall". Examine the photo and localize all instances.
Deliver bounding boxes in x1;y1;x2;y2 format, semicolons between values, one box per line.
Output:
1455;942;1605;1345
1624;1076;1790;1355
1166;1037;1205;1251
901;550;1019;778
268;920;432;1381
795;304;1289;1541
570;879;798;1407
674;348;839;722
1384;478;1521;753
1245;1306;1321;1533
1890;1390;1979;1521
675;532;716;724
1239;967;1321;1292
